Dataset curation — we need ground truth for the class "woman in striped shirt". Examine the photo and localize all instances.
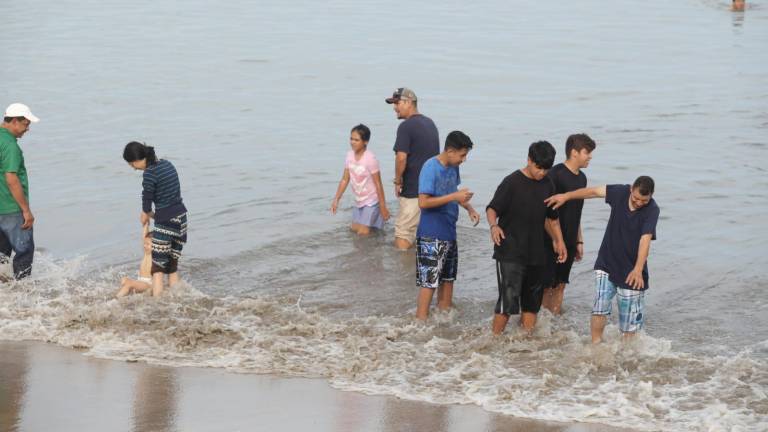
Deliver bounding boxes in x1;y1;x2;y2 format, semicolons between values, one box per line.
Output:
123;141;188;297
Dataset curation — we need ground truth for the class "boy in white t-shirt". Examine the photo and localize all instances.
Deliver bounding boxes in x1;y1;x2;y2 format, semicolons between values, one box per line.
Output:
331;124;390;235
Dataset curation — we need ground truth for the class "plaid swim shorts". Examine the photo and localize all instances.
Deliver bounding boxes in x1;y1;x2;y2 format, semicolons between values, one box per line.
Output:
592;270;646;333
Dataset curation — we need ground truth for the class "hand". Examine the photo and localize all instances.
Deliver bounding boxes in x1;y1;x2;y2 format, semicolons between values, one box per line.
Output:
490;225;505;246
21;210;35;230
554;240;568;263
467;208;480;226
453;188;474;204
394;184;401;198
625;268;645;289
575;243;584;262
381;206;391;221
544;193;568;210
331;198;339;214
140;212;152;226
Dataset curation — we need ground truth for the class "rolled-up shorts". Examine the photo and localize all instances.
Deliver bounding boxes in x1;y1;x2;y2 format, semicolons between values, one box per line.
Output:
352;203;385;229
416;237;458;289
495;260;544;315
592;270;646;333
395;197;420;245
151;213;188;274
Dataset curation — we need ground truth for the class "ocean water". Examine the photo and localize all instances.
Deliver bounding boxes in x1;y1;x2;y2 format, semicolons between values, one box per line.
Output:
1;0;767;430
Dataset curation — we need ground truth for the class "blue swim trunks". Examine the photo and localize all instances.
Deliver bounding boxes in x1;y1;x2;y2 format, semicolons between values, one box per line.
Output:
592;270;646;333
416;237;458;289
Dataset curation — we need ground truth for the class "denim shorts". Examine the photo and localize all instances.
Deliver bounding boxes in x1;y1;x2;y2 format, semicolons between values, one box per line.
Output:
416;237;458;289
592;270;646;333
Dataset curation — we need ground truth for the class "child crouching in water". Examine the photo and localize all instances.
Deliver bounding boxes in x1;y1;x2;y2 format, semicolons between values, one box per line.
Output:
331;124;390;235
123;141;188;297
116;224;153;297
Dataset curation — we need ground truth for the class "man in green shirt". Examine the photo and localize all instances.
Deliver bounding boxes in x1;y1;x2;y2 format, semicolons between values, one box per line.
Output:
0;103;38;279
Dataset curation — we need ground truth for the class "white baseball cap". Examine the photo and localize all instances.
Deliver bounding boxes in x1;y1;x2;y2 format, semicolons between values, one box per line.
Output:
4;103;39;123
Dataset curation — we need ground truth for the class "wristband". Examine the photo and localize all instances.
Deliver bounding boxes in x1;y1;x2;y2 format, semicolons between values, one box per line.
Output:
490;224;498;229
577;241;583;244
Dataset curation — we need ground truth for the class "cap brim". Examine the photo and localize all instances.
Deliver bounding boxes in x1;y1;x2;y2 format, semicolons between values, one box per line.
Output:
385;97;399;104
26;114;39;123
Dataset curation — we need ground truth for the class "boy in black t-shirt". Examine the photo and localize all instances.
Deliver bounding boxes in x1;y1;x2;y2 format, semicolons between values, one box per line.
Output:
486;141;567;335
542;134;596;315
545;176;660;343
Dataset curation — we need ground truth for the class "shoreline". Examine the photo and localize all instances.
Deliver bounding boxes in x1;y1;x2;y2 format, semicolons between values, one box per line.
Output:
0;340;635;432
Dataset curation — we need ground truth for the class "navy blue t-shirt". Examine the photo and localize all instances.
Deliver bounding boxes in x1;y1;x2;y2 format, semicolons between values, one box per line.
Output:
416;157;460;241
594;184;660;290
393;114;440;198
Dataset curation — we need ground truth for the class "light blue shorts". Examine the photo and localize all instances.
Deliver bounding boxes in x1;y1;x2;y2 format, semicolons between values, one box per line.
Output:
352;203;384;229
592;270;646;333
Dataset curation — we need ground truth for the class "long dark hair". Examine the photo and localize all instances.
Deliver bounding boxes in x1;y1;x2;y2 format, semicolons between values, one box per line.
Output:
123;141;157;165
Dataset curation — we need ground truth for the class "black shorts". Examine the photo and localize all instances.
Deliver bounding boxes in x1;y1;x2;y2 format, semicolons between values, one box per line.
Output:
494;260;544;315
543;244;576;286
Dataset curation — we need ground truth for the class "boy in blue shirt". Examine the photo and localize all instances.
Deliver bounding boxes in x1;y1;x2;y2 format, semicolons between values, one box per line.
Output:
415;131;480;321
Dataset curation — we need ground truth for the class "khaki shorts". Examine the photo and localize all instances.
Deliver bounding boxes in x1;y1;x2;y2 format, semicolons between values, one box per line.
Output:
395;197;421;245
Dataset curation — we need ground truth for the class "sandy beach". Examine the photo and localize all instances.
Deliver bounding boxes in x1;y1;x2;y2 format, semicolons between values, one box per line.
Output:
0;340;636;432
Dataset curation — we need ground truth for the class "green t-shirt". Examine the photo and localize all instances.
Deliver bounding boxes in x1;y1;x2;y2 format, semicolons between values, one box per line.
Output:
0;128;29;214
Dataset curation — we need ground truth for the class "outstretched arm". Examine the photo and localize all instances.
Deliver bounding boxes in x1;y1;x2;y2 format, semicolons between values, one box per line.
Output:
331;168;350;214
544;185;607;210
625;234;652;289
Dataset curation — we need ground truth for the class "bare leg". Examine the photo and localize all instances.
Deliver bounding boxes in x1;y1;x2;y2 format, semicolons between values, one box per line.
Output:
351;223;370;236
550;283;566;315
541;287;554;312
151;273;164;297
591;315;607;344
394;237;412;249
168;272;180;286
520;311;538;332
492;313;510;335
416;287;435;321
117;278;151;298
436;281;454;311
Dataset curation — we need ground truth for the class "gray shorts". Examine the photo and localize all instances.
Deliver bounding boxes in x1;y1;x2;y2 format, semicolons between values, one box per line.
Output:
352;203;384;229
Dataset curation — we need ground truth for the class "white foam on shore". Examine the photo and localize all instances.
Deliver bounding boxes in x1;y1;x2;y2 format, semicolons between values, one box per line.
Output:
1;255;766;431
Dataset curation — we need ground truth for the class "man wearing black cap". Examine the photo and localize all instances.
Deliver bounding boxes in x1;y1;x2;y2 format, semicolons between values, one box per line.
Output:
386;88;440;250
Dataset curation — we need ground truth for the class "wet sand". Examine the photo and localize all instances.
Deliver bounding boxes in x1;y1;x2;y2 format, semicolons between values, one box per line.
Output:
0;340;635;432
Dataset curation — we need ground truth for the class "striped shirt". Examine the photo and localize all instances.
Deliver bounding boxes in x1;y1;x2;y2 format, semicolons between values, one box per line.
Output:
142;159;186;222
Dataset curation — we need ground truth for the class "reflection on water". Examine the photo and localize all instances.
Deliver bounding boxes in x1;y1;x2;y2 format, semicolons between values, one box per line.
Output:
132;367;178;432
0;343;27;432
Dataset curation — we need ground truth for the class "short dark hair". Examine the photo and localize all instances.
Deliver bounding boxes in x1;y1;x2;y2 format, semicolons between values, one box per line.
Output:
444;130;473;151
529;141;556;169
632;176;655;196
565;133;596;159
123;141;158;166
3;116;27;124
350;124;371;142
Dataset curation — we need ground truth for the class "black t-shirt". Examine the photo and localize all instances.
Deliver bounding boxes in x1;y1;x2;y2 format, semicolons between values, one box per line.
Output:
392;114;440;198
545;163;587;251
594;184;660;291
487;170;559;265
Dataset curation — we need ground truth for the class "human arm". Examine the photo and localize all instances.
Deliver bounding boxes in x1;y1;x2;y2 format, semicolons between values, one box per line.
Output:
4;173;34;229
486;207;505;246
544;185;607;210
372;171;390;220
625;233;652;289
394;151;407;198
331;168;350;214
459;200;480;226
141;171;156;225
418;188;473;209
544;218;567;263
575;225;584;261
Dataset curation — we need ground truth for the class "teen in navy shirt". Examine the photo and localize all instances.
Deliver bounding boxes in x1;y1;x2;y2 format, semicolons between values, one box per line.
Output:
545;176;659;343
